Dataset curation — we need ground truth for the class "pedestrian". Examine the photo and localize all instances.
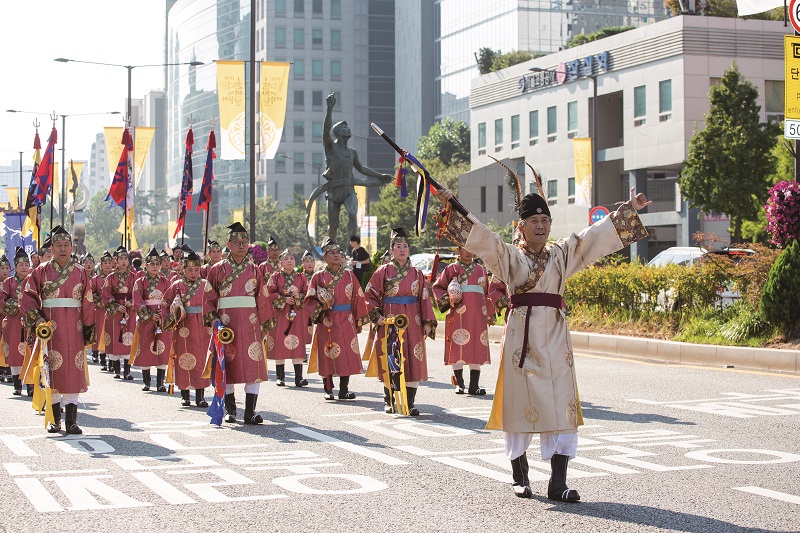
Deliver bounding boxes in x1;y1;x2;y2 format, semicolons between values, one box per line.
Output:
348;235;371;284
364;228;437;416
266;249;309;387
92;251;114;371
131;247;172;393
437;183;651;501
21;225;94;434
204;222;275;424
102;246;137;380
0;247;32;395
432;245;492;395
304;237;368;400
163;247;211;407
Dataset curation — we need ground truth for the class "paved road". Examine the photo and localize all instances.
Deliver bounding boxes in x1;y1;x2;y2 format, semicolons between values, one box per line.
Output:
1;333;799;532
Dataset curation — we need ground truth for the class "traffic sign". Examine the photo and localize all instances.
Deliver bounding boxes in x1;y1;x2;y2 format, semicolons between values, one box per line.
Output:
785;119;800;139
784;35;800;123
790;0;800;34
589;205;609;225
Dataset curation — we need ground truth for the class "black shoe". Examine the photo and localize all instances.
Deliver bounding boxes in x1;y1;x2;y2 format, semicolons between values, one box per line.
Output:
180;389;191;406
548;454;580;502
407;386;420;416
47;402;62;433
511;454;533;498
337;376;355;400
195;389;209;408
453;368;465;394
26;384;34;397
224;393;237;423
141;369;151;391
275;364;285;386
65;404;82;435
383;387;394;413
12;375;22;396
324;392;335;400
243;393;263;424
156;369;167;392
468;369;486;395
123;361;134;380
113;360;121;378
293;363;308;387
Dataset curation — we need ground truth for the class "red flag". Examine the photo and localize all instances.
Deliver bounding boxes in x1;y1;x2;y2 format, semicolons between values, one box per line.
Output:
196;130;216;211
31;127;57;206
107;128;133;207
173;127;194;238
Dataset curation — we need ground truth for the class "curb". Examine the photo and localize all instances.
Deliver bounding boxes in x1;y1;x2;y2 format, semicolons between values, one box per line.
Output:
435;324;800;373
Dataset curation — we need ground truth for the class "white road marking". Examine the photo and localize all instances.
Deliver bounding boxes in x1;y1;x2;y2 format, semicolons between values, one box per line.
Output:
288;427;409;465
734;486;800;505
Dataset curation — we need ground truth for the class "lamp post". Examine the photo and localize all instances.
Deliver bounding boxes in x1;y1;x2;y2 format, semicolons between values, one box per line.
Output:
6;109;120;224
529;67;598;208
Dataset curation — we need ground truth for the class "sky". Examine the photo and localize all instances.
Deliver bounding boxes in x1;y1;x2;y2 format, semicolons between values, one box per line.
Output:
0;1;166;167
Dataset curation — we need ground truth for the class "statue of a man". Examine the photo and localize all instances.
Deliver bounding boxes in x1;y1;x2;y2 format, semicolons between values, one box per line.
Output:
322;92;392;240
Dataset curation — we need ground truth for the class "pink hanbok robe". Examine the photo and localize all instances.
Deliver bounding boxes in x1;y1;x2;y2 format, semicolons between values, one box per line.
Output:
90;274;108;352
0;275;28;368
131;274;173;368
101;269;137;356
164;277;212;391
266;270;309;362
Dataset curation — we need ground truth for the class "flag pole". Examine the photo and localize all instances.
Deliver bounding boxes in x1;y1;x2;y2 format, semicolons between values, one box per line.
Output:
49;112;57;233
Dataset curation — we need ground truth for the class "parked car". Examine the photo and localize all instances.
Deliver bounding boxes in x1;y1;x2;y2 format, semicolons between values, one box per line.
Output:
646;247;706;267
410;253;457;279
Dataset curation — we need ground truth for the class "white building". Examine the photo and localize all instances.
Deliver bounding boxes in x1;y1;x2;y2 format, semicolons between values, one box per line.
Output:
463;15;788;261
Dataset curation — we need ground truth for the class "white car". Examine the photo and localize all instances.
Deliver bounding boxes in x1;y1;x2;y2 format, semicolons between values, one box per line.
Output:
646;247;706;267
410;253;457;279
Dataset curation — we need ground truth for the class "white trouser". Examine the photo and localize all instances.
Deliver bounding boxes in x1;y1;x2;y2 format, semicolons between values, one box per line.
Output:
405;381;419;388
51;392;80;406
452;363;481;371
11;366;22;374
225;383;260;395
274;359;305;364
504;430;578;461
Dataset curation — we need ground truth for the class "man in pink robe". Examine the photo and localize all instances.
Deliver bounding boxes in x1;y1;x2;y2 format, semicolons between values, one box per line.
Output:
365;228;437;416
305;238;368;400
0;247;32;395
164;247;211;407
102;246;137;380
201;240;223;279
432;245;492;395
204;223;276;424
91;251;114;371
21;225;94;434
258;235;280;281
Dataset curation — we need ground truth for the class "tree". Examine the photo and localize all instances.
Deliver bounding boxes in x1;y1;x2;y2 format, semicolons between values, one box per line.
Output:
135;224;168;252
760;240;800;339
85;191;125;256
566;26;634;48
476;48;498;75
742;136;794;242
678;63;780;242
665;0;783;19
492;50;534;71
416;118;470;166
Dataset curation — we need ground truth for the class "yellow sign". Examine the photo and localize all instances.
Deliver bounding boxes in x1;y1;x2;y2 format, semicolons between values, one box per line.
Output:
572;138;592;208
216;61;246;160
259;62;290;160
785;35;800;121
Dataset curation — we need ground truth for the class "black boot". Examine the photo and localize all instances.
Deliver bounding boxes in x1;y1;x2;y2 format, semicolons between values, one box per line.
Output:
47;402;62;433
275;364;286;386
468;369;486;395
224;393;237;423
293;363;308;387
90;349;98;363
65;404;82;435
123;361;134;380
548;454;580;502
195;388;208;408
323;376;335;400
453;368;465;394
12;375;22;396
338;375;355;400
243;393;263;424
156;369;167;392
26;384;34;397
99;353;107;371
383;387;394;413
113;359;121;379
511;454;533;498
141;369;151;391
180;389;191;406
406;386;419;416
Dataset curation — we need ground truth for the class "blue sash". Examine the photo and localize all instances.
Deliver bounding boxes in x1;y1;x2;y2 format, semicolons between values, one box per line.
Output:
384;296;417;305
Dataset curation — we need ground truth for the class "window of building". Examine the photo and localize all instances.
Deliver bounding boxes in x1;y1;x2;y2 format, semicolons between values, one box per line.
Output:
294;59;304;79
293;121;304;141
312;28;323;48
293;152;305;173
765;80;785;123
275;181;279;200
312;0;322;16
634;85;646;126
276;0;285;16
275;157;286;173
511;114;520;149
294;182;305;196
659;80;672;122
567;101;578;138
480;186;486;213
547;179;557;206
312;90;323;109
275;27;286;48
529;110;538;145
568;177;575;204
294;89;304;110
331;30;341;50
331;0;341;18
494;118;503;152
331;60;341;80
312;121;323;140
547;106;557;142
294;0;304;16
312;60;323;80
478;122;486;155
312;152;323;176
497;185;504;212
294;28;304;48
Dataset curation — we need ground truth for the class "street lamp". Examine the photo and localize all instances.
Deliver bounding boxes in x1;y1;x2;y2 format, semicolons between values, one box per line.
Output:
529;66;598;208
6;109;121;224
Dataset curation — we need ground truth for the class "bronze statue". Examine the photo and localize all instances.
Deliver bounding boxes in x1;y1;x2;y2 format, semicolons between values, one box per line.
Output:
318;92;392;241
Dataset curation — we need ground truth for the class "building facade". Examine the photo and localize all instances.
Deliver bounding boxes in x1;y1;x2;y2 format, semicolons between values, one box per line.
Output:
87;132;108;202
464;16;788;261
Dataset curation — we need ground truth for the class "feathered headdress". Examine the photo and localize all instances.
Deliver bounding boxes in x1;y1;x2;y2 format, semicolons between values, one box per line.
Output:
525;162;545;199
488;156;523;212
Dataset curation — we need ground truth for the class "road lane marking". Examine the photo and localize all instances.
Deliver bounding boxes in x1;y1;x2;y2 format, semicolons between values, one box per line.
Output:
287;427;409;465
734;486;800;505
577;353;800;378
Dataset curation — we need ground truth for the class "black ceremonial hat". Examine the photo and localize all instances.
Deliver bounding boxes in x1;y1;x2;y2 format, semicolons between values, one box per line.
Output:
13;246;28;264
113;246;129;257
518;193;551;219
301;250;313;260
208;240;221;249
320;237;341;254
100;250;113;261
267;235;278;248
0;255;9;265
145;246;160;263
227;222;248;237
390;227;409;244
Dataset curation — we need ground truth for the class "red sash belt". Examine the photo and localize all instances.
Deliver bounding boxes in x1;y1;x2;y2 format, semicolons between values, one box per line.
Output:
509;293;566;368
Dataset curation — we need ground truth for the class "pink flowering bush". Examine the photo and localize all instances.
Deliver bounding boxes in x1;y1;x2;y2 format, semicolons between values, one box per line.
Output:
248;243;267;263
765;180;800;248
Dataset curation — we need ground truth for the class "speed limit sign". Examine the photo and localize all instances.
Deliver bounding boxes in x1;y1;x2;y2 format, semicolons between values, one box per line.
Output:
792;0;800;34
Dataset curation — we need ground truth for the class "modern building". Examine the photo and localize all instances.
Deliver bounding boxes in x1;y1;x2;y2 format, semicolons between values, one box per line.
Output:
462;15;789;261
165;0;396;246
0;159;33;205
87;132;108;201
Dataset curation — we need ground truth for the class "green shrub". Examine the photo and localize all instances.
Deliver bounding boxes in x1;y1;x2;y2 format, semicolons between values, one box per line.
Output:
760;240;800;339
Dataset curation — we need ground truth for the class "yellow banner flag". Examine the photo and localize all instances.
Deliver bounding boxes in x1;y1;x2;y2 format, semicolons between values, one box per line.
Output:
259;62;290;160
68;161;84;202
117;207;138;250
356;186;366;226
133;127;155;185
104;127;124;186
308;199;316;240
572;138;593;208
232;209;244;224
7;188;19;210
216;61;246;160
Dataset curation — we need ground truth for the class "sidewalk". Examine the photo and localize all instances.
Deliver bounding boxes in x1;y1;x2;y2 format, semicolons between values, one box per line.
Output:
436;323;800;373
